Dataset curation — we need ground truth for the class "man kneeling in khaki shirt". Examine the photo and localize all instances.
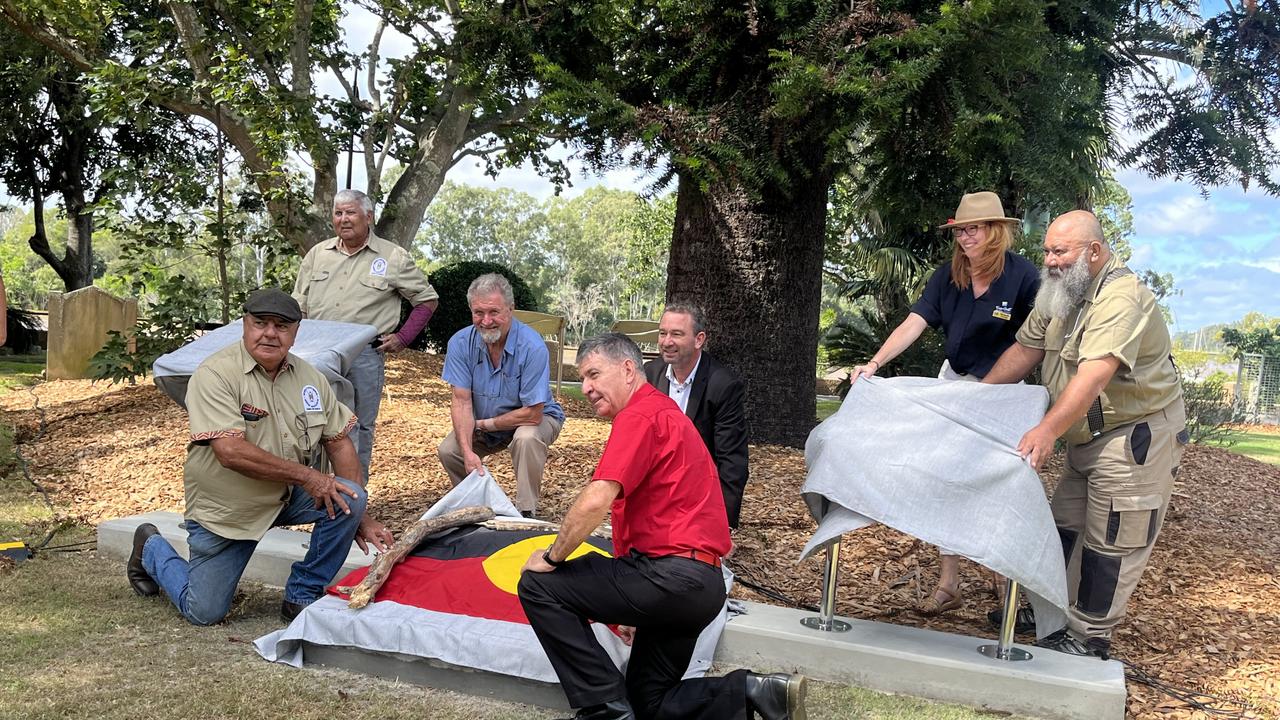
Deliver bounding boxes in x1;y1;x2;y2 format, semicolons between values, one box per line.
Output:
126;289;394;625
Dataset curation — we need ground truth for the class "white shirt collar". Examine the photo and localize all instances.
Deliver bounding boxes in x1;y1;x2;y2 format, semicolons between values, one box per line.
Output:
664;354;702;413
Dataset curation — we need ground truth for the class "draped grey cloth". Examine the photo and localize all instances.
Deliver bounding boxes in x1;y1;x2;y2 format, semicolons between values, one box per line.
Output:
152;319;378;411
801;376;1068;638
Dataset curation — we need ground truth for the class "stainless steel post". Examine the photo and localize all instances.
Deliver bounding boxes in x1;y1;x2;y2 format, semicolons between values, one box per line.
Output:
800;539;851;632
978;579;1032;661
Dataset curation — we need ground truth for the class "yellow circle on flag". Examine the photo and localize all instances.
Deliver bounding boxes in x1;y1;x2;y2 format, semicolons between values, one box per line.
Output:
482;534;610;595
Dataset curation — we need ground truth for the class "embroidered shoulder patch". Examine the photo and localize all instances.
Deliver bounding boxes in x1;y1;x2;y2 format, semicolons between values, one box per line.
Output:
302;385;323;412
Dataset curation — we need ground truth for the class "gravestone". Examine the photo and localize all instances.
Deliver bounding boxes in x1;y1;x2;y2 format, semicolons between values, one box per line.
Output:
47;287;137;380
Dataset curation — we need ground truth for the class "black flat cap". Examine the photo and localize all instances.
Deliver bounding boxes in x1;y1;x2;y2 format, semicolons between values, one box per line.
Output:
243;288;302;323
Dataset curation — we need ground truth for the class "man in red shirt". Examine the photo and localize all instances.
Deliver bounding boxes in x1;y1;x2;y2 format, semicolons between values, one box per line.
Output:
518;333;807;720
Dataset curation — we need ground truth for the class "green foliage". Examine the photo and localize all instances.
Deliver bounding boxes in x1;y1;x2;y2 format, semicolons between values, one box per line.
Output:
417;183;674;340
825;307;947;398
88;274;214;384
416;261;537;352
1222;320;1280;359
1181;371;1240;445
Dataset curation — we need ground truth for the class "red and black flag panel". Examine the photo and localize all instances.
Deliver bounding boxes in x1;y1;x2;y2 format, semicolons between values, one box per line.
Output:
329;527;613;624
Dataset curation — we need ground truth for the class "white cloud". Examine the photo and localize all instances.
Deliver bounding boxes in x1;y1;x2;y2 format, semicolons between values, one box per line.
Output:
1138;195;1218;237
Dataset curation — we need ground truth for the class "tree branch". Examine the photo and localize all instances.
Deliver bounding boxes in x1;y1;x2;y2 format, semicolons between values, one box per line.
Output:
290;0;316;99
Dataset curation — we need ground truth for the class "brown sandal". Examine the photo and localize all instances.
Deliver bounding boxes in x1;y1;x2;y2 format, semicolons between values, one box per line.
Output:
916;586;963;616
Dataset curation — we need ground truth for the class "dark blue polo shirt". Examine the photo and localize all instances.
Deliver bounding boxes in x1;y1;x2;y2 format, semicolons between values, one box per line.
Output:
910;251;1040;379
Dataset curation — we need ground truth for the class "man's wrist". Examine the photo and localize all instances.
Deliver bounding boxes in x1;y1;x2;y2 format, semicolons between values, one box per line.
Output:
543;549;565;568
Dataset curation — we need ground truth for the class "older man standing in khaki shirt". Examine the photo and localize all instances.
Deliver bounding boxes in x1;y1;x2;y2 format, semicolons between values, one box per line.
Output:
294;189;439;482
984;210;1186;659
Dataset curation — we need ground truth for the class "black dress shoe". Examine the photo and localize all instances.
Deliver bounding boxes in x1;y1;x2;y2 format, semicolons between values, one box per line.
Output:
557;699;635;720
744;672;808;720
127;523;161;596
281;599;311;623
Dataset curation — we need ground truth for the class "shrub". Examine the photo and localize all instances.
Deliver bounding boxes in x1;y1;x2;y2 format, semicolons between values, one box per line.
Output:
410;261;538;352
1182;370;1240;445
89;275;213;384
824;306;946;397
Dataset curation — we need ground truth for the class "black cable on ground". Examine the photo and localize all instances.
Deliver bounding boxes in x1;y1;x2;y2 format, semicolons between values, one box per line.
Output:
8;383;74;555
725;560;819;612
1119;657;1256;718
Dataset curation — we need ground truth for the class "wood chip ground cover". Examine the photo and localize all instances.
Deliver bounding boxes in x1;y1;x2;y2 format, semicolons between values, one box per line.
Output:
2;352;1277;719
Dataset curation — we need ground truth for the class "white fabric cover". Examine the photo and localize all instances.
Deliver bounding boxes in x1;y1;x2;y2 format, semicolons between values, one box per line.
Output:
254;471;732;681
151;319;378;410
800;376;1069;638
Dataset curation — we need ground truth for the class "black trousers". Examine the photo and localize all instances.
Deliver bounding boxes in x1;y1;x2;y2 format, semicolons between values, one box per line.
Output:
518;551;750;720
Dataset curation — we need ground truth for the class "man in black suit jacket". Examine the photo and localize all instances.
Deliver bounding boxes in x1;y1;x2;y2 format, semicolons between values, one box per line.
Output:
643;304;750;528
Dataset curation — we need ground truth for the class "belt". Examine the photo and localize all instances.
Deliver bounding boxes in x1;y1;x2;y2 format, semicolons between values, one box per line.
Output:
662;549;721;568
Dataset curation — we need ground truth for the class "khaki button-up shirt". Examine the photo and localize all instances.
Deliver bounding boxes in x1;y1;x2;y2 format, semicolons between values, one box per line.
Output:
184;342;357;540
1016;254;1182;445
293;233;438;335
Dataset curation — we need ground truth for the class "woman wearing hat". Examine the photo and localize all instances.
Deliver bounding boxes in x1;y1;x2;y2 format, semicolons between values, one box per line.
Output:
851;191;1040;615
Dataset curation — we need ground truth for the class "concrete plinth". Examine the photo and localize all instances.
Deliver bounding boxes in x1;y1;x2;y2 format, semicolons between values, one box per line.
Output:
99;513;1126;720
97;511;376;589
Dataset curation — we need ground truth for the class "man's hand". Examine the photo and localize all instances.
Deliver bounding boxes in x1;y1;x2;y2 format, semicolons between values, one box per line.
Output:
1017;422;1059;471
301;471;358;519
377;333;406;353
463;451;486;477
355;515;394;554
616;625;636;646
521;549;555;574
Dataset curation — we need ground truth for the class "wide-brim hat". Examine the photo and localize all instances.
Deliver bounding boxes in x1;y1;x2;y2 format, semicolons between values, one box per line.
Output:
243;288;302;323
938;191;1021;229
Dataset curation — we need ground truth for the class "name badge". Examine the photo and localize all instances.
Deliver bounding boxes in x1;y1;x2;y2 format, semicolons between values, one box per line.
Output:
993;300;1013;321
302;385;323;412
370;257;388;277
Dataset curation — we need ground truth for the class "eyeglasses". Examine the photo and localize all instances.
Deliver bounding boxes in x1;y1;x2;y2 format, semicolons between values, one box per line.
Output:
952;224;985;237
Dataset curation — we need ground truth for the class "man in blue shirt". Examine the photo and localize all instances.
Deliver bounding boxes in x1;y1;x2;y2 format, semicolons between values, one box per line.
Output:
438;274;565;517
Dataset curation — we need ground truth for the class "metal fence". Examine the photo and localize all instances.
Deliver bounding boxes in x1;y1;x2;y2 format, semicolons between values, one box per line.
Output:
1235;353;1280;425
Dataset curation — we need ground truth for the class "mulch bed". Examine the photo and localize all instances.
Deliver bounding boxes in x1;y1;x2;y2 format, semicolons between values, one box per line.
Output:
3;351;1278;719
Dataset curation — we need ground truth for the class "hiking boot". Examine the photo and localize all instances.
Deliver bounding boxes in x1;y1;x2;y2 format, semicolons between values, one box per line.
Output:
986;605;1036;634
1035;628;1110;659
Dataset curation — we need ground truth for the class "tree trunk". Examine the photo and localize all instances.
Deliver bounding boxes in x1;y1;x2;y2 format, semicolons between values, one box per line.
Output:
666;167;832;448
375;86;476;249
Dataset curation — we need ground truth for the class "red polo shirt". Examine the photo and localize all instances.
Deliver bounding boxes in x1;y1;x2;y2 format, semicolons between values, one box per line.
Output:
592;383;732;559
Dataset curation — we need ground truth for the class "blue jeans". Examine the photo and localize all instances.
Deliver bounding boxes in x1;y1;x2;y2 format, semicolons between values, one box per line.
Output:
142;478;367;625
348;345;386;482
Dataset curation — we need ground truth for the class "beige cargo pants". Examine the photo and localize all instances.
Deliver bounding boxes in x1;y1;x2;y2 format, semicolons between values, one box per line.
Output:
1053;399;1187;640
437;415;564;513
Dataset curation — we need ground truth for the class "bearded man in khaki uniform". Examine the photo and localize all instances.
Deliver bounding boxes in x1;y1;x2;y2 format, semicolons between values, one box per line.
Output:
126;289;394;625
294;189;439;482
984;210;1186;658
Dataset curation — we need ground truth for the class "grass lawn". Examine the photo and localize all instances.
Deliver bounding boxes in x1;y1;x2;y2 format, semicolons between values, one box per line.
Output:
1218;429;1280;465
0;354;45;390
0;420;1019;720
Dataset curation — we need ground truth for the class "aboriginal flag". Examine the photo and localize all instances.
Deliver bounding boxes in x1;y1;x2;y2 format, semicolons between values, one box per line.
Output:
328;526;613;624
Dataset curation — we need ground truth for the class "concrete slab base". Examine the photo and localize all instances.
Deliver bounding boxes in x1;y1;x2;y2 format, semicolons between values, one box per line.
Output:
99;513;1126;719
302;642;570;710
98;511;376;589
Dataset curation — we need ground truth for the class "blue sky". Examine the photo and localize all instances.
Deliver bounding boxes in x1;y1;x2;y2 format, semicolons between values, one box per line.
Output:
1117;167;1280;332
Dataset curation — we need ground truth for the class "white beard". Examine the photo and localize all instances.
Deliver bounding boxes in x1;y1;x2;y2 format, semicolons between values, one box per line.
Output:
1036;251;1094;319
478;327;502;344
